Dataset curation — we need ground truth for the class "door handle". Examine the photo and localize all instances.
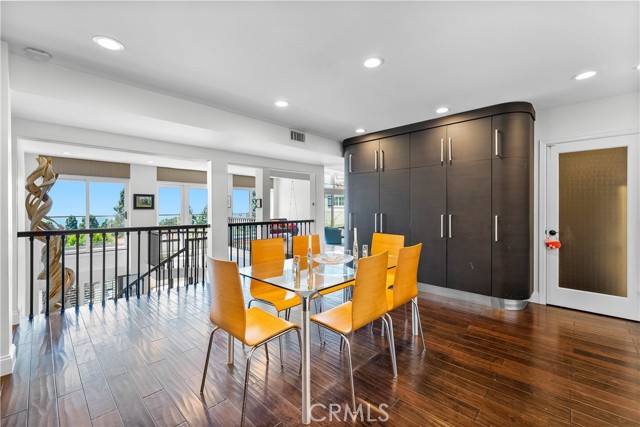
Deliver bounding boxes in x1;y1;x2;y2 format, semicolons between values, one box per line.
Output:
494;215;499;242
440;214;444;238
380;213;385;233
440;139;444;165
374;213;378;232
495;129;500;157
381;150;385;171
448;138;452;164
349;213;353;231
448;214;452;239
374;150;379;171
349;154;353;173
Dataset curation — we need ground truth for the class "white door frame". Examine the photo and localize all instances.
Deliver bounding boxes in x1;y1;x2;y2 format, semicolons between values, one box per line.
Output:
537;130;640;319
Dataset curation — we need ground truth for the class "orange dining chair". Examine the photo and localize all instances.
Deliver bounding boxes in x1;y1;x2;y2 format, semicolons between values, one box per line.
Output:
200;257;301;427
310;251;397;408
386;243;425;352
371;232;405;285
247;238;301;320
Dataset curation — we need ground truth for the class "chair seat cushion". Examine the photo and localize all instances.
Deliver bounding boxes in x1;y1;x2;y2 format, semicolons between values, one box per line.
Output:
244;307;299;347
310;301;353;335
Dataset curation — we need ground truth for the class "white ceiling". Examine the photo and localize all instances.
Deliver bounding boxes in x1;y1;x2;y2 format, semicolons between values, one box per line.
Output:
2;1;639;144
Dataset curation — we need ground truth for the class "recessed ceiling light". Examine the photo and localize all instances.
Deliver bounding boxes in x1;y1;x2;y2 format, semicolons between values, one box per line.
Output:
636;64;640;70
355;128;366;134
61;151;71;155
364;57;384;68
147;160;154;164
92;35;124;51
573;70;597;81
275;100;290;107
436;107;449;114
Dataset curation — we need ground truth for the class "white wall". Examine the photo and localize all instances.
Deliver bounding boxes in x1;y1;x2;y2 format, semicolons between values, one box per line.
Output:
0;41;16;375
531;91;640;304
273;177;311;220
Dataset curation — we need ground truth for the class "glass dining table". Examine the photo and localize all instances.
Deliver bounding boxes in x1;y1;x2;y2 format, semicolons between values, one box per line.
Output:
238;258;355;425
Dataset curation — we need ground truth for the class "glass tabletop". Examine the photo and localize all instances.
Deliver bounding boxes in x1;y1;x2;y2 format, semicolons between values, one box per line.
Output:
238;258;355;294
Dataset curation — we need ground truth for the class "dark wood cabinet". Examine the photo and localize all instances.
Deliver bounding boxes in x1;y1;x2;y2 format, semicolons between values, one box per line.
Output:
344;102;535;302
410;166;446;287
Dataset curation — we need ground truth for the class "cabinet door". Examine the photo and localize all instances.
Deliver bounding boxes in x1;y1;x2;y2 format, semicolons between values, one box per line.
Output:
347;141;378;174
411;127;447;168
492;113;534;159
492;158;531;299
349;172;379;249
380;169;410;239
447;160;492;295
410;166;447;287
380;134;411;171
447;118;491;164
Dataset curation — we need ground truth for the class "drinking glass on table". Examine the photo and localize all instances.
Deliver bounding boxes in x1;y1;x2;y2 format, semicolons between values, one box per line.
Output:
361;244;368;258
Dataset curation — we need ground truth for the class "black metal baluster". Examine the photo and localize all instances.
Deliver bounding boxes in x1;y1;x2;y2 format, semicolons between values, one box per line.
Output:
177;229;181;290
90;233;94;306
45;235;50;316
147;230;151;295
137;230;141;298
75;233;80;309
29;236;34;319
61;235;66;313
158;230;162;293
114;232;119;301
102;232;106;304
201;229;205;285
126;231;130;300
185;232;190;287
168;228;172;290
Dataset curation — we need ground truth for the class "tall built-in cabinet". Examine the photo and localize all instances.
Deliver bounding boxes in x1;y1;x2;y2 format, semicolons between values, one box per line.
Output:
344;103;534;301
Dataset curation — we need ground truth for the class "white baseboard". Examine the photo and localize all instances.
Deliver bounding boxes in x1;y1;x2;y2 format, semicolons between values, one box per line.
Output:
11;310;20;325
0;344;16;376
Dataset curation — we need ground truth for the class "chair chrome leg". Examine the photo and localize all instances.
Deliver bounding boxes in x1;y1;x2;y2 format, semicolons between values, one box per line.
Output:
285;308;291;321
340;334;356;409
200;327;218;393
340;336;345;352
383;314;398;378
264;342;270;364
411;300;426;351
241;346;259;427
228;335;235;365
381;318;385;336
279;332;285;370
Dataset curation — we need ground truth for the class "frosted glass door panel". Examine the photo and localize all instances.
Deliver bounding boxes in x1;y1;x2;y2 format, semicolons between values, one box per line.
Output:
558;148;627;297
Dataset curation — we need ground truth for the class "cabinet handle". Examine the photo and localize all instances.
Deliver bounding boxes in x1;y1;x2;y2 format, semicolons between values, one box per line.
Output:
374;150;379;171
440;214;444;238
448;138;452;164
448;214;452;239
380;213;385;233
440;139;444;165
495;129;500;157
381;150;385;171
494;215;499;242
349;154;353;173
349;213;353;231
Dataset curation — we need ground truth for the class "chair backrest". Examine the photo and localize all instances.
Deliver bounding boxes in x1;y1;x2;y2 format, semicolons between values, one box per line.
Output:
207;257;246;340
392;243;422;307
352;251;389;330
292;234;320;269
371;233;405;259
252;238;285;264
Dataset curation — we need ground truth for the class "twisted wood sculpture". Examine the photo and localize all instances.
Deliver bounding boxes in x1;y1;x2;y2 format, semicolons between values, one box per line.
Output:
25;156;75;312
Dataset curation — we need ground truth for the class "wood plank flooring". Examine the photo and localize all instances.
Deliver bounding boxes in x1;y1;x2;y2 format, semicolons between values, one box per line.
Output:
1;284;639;426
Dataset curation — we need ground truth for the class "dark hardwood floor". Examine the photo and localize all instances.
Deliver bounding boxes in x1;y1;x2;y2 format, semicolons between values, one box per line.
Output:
1;284;639;426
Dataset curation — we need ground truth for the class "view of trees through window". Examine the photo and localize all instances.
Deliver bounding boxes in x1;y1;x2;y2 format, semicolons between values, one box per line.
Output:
158;185;208;225
47;179;127;248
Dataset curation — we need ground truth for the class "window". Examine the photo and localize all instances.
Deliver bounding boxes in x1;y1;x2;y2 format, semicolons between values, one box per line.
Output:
189;187;208;224
47;177;127;248
232;188;252;218
158;186;181;225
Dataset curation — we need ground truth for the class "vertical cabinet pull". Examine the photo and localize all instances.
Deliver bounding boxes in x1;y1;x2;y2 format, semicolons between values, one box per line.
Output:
349;154;353;173
440;214;444;238
380;213;385;233
494;129;500;157
374;150;379;171
374;213;379;232
381;150;385;171
440;139;444;165
349;213;353;231
494;215;499;242
448;138;452;164
448;214;452;239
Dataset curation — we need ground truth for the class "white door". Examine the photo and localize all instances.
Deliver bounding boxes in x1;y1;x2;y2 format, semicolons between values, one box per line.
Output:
546;134;639;320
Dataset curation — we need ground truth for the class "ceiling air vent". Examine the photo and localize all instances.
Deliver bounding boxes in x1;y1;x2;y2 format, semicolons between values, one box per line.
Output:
290;129;306;143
